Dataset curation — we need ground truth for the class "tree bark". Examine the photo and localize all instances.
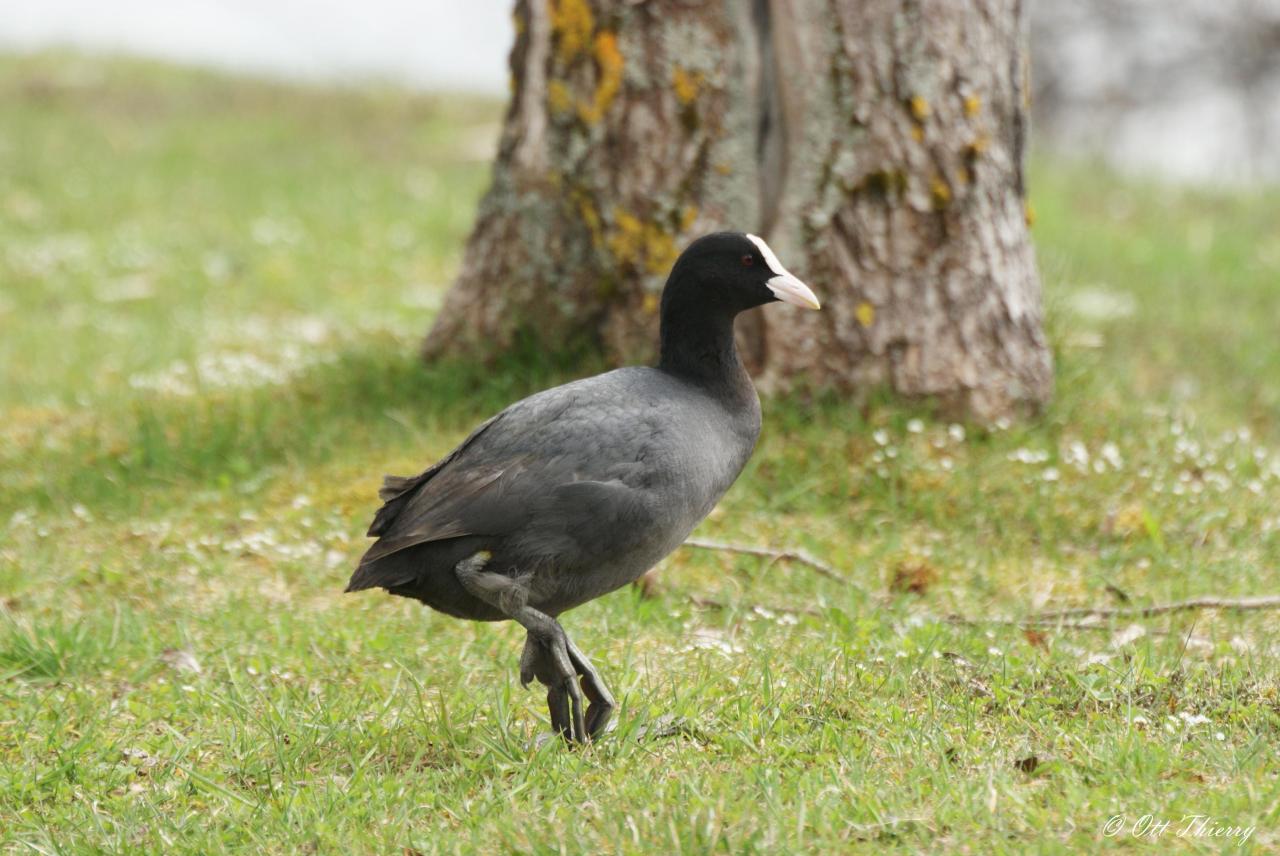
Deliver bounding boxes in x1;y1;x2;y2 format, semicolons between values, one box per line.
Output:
423;0;1053;421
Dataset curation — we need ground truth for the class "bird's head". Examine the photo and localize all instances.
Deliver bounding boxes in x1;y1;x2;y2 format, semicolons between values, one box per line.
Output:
663;231;821;317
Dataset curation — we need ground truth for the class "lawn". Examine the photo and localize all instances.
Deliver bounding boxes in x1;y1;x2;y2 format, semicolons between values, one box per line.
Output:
1;52;1278;853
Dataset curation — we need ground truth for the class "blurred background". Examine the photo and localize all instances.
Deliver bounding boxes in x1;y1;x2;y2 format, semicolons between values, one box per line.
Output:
7;0;1279;182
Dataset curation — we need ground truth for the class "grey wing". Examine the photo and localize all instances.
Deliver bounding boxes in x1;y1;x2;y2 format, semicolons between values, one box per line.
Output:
357;454;535;566
531;476;661;554
364;410;505;539
356;392;665;570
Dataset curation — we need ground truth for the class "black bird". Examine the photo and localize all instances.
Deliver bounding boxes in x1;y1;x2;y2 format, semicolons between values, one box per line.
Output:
346;232;820;742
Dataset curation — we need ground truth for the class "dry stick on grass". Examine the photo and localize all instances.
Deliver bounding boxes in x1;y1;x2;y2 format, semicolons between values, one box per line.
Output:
942;614;1178;637
682;538;862;589
1030;595;1280;621
683;539;1280;628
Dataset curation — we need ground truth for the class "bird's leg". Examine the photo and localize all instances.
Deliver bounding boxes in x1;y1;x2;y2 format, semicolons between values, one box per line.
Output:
564;636;616;738
455;552;591;743
521;633;616;739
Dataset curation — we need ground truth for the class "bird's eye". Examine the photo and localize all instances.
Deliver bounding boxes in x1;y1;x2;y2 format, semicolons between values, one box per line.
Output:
741;254;754;266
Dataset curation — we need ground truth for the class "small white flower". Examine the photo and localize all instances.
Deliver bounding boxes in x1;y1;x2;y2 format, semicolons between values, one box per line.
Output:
1100;442;1123;469
1214;731;1225;741
873;429;890;446
948;424;965;443
907;419;924;434
1066;441;1089;469
1042;467;1060;483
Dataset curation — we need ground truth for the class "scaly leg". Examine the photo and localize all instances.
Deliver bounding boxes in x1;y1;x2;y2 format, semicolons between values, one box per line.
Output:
456;552;613;742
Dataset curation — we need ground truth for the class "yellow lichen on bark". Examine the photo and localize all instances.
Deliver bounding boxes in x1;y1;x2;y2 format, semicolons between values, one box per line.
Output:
547;80;573;117
909;95;931;120
930;177;952;208
550;0;594;65
607;208;677;274
671;66;702;105
963;94;982;117
643;229;677;274
578;31;623;125
607;208;646;266
575;193;603;247
855;302;875;327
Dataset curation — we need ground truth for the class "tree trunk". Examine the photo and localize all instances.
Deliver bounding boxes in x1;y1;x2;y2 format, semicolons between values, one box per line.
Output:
423;0;1052;421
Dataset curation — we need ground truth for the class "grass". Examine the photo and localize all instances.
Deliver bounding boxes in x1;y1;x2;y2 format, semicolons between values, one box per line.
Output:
2;51;1278;853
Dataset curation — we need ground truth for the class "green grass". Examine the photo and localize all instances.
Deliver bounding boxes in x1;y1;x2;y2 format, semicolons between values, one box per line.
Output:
2;52;1278;853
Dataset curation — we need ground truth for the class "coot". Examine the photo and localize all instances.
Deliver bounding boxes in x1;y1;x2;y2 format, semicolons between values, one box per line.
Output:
346;232;820;741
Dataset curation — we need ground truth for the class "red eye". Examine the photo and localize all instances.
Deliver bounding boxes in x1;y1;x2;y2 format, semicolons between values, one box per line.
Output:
741;254;754;266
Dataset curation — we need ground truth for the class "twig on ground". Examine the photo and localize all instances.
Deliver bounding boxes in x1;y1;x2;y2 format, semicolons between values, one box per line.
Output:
682;537;1280;631
1031;595;1280;621
945;594;1280;635
682;538;863;590
942;614;1176;636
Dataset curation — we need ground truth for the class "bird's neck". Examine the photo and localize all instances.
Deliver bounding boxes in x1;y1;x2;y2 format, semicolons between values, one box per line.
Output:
657;298;755;402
